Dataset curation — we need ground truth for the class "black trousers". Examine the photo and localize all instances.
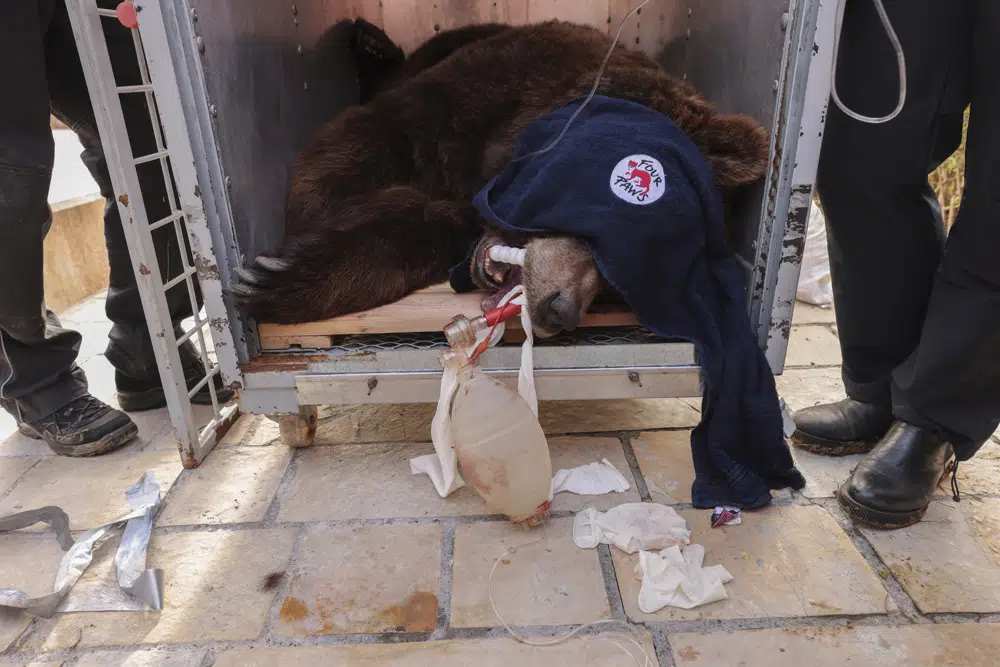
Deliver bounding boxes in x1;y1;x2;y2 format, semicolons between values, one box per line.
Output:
0;1;200;422
818;0;1000;459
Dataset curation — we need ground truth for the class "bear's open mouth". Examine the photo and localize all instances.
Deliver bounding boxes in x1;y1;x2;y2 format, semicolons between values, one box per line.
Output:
470;235;524;312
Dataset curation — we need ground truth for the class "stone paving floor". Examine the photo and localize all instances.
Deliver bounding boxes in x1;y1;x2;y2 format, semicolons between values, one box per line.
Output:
1;295;999;666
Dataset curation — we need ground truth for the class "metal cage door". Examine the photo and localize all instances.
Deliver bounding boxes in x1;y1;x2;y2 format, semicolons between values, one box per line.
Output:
65;0;241;467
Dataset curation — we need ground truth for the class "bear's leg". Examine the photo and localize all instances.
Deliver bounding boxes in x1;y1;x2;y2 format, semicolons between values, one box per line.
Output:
228;186;483;324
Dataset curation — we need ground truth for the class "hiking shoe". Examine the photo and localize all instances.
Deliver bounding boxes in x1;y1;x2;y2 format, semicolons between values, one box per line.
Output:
18;395;138;457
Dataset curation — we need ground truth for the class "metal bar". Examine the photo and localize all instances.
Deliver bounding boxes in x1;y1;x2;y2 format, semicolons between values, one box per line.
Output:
175;317;207;347
134;0;249;376
148;211;183;232
162;266;196;292
291;365;703;407
748;0;824;373
184;269;221;413
240;339;698;376
186;367;219;399
131;28;182;219
96;8;117;17
65;0;205;466
763;0;837;374
116;84;155;93
132;149;169;165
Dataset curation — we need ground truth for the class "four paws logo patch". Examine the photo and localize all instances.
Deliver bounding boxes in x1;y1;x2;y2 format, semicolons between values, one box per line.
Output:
610;154;665;205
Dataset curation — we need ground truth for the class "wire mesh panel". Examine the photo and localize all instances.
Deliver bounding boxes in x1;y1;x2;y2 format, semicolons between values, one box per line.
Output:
66;0;240;467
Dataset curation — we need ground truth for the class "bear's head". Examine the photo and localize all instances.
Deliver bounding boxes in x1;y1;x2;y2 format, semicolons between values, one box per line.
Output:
475;113;770;337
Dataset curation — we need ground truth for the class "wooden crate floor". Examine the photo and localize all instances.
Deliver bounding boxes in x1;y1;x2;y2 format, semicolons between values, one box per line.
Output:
257;283;638;350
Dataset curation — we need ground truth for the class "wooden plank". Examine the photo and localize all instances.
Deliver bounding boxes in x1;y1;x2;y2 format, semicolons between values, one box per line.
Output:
256;282;639;349
259;335;334;350
527;0;610;27
379;0;614;54
609;0;689;57
380;0;440;53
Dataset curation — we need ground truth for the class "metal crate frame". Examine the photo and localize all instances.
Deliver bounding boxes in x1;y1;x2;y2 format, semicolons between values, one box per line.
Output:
66;0;240;466
65;0;834;452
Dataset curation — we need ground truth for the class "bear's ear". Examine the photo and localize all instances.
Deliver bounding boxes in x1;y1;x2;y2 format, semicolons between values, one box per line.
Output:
693;114;770;188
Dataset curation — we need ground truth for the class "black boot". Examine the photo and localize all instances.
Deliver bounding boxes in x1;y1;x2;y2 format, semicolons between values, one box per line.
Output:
837;421;953;529
107;333;235;413
790;398;894;456
16;395;138;457
113;341;236;413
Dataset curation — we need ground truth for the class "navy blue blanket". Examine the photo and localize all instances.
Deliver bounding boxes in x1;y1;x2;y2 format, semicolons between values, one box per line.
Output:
467;95;805;508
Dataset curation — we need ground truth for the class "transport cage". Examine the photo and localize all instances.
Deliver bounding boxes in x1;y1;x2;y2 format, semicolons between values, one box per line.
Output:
66;0;836;457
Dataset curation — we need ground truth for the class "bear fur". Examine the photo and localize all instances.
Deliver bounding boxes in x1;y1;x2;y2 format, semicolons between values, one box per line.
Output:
229;19;770;333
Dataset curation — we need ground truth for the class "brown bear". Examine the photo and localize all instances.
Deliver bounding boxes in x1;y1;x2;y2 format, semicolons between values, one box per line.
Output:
229;19;770;336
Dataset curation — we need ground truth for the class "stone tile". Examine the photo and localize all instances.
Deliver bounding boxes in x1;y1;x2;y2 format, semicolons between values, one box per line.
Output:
935;439;1000;497
791;302;836;325
218;414;258;446
126;409;177;452
547;437;641;513
156;447;292;526
0;459;38;498
0;427;52;459
275;523;441;636
0;534;68;651
247;418;281;447
451;518;610;627
539;399;702;435
785;325;841;368
0;451;183;531
631;430;695;505
24;528;297;650
73;648;210;667
277;442;484;521
316;404;434;445
0;662;64;667
671;623;1000;667
278;437;637;522
613;505;892;621
215;634;658;666
58;291;108;324
679;397;702;413
863;497;1000;613
789;446;863;499
775;366;845;413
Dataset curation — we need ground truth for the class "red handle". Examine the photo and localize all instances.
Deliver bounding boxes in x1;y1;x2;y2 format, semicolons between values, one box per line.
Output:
117;2;139;29
484;301;521;326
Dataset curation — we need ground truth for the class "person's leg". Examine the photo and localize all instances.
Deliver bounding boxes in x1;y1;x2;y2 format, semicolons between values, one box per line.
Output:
0;0;136;456
890;0;1000;456
791;0;972;454
46;2;232;411
838;0;1000;529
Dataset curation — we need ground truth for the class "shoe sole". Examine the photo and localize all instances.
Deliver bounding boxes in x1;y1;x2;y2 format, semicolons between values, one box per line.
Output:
836;486;926;530
789;430;879;457
18;421;139;458
118;387;236;413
